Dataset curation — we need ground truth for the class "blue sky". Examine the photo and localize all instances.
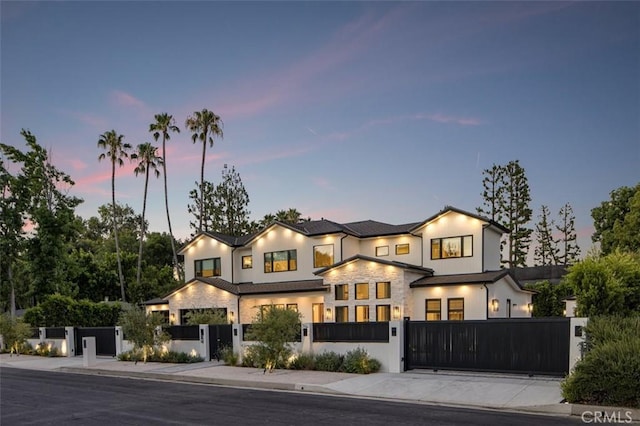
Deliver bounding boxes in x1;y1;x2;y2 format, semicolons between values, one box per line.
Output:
1;1;638;258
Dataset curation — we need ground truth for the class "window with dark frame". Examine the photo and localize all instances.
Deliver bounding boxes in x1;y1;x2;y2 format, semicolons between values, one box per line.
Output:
395;244;410;255
355;305;370;322
335;306;349;323
355;283;369;300
376;305;391;322
264;250;297;273
313;244;334;268
448;298;464;320
195;257;221;277
375;245;389;256
376;282;391;299
335;284;349;300
242;255;253;269
425;299;441;321
312;303;324;323
431;235;473;259
287;303;298;312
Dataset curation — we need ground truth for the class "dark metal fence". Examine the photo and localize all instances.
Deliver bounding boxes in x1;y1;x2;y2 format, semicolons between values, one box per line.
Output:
405;318;570;376
208;324;233;361
45;327;66;339
167;325;200;341
313;322;389;342
75;327;116;356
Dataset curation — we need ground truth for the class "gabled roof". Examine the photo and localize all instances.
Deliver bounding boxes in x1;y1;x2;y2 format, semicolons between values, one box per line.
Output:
314;254;434;276
341;220;421;238
409;206;510;234
178;231;259;254
410;270;519;288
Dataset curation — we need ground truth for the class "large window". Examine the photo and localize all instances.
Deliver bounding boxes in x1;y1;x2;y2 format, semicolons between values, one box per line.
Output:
431;235;473;259
355;305;370;322
242;255;252;269
376;282;391;299
335;284;348;300
195;258;221;277
375;245;389;257
312;303;324;323
335;306;349;323
264;250;297;273
376;305;391;322
448;298;464;320
313;244;334;268
355;283;369;300
425;299;441;321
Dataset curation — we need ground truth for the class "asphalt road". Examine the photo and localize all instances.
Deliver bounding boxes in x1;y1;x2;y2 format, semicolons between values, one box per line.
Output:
1;368;580;426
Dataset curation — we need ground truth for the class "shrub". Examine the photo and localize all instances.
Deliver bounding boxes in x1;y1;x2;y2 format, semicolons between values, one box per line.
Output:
117;349;203;364
245;305;301;372
0;313;33;354
33;342;61;357
342;347;381;374
219;345;239;366
314;351;344;372
241;346;260;367
23;296;122;327
562;316;640;408
288;353;315;370
184;308;228;325
118;306;169;363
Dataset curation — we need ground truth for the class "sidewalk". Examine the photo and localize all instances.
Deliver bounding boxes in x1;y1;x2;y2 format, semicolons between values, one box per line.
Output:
2;354;637;420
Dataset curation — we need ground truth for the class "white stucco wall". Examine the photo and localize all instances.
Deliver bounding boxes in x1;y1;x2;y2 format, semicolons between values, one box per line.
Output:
239;291;327;324
358;235;423;267
166;281;238;324
482;227;503;271
486;278;533;318
417;211;486;275
411;284;488;320
182;235;233;282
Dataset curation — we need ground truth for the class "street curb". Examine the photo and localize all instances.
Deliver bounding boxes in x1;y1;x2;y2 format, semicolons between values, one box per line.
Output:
568;404;640;422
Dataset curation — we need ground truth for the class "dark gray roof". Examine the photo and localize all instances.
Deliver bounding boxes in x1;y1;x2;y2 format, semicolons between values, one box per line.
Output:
410;270;513;287
341;220;421;238
511;265;568;285
168;277;328;297
288;219;347;236
315;254;434;276
142;297;169;305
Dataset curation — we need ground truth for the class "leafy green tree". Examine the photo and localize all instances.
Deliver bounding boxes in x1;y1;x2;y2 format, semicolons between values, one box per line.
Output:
564;251;640;316
118;306;169;363
275;208;310;224
525;280;572;317
245;305;301;372
591;183;640;255
185;109;224;233
556;202;580;265
133;143;162;291
611;189;640;253
0;313;33;355
98;130;132;302
534;205;558;266
149;113;181;281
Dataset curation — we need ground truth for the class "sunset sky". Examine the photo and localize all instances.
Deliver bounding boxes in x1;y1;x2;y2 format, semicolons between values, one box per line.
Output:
2;1;638;257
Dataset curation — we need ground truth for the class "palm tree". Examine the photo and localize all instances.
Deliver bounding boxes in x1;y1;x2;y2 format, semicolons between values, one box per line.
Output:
185;109;224;232
97;130;131;302
133;142;163;292
149;113;181;280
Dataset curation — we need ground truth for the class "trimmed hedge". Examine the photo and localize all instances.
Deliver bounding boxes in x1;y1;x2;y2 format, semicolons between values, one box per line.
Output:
23;294;122;327
561;316;640;408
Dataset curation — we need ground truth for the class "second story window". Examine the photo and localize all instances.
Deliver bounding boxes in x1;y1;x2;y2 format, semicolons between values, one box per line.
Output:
264;249;297;273
242;255;253;269
335;284;348;300
195;258;221;278
313;244;334;268
431;235;473;259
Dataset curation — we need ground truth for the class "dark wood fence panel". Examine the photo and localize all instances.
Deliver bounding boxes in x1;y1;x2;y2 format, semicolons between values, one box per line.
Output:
208;324;233;361
167;325;200;341
45;328;65;339
313;322;389;342
405;318;570;376
75;327;116;357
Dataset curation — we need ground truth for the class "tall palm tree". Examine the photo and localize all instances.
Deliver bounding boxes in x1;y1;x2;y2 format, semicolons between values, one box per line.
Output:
97;130;131;302
133;142;163;292
185;109;224;232
149;113;181;280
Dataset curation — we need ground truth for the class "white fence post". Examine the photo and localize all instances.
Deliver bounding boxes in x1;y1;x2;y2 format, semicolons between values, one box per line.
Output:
569;317;588;372
388;320;404;373
114;326;123;356
301;323;313;354
233;323;243;363
199;325;209;360
64;327;75;357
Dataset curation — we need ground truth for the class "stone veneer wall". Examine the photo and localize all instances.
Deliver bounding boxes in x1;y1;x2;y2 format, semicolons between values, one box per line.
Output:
168;281;238;324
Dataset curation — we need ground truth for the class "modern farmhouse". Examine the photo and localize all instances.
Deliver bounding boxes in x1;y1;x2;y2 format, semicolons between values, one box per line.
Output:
145;206;533;324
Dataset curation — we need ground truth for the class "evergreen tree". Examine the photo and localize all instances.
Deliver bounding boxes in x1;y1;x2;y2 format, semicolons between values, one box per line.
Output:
534;205;558;265
476;164;505;223
501;160;533;268
556;202;580;265
187;181;216;235
211;165;252;236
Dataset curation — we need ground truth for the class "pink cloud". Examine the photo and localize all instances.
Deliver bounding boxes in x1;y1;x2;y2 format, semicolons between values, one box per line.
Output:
110;90;147;109
421;113;483;126
56;109;108;128
312;177;333;190
69;159;88;171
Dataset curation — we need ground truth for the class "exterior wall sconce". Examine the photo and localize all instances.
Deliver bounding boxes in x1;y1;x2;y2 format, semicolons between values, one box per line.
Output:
491;299;499;312
527;303;533;313
325;307;332;321
229;311;235;323
170;313;176;324
393;306;401;320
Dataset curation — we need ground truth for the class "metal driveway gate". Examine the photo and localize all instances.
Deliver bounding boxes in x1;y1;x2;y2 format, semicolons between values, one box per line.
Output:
75;327;116;357
405;318;570;376
208;324;233;361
